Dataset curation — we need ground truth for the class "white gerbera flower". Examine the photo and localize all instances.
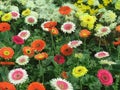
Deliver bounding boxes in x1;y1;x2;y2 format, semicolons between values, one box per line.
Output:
94;51;109;59
68;40;82;48
16;55;29;65
95;26;111;37
61;22;76;34
8;68;28;85
25;15;37;26
50;78;73;90
18;30;30;40
11;11;20;20
99;60;116;65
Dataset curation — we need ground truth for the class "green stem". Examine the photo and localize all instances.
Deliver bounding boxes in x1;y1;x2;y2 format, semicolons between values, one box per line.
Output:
83;38;86;52
80;79;82;90
98;38;101;51
50;33;56;55
118;46;120;60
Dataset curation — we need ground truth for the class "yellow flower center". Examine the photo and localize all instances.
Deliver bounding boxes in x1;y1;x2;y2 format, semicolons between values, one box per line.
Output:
4;51;10;56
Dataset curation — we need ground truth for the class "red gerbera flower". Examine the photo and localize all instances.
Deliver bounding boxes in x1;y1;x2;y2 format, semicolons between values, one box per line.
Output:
0;82;16;90
31;39;46;52
59;6;72;15
27;82;46;90
60;44;73;56
54;54;65;64
0;22;10;32
44;21;57;30
0;61;15;65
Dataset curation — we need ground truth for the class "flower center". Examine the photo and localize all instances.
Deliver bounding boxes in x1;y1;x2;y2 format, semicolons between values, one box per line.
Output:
98;52;106;57
57;81;68;89
11;12;18;17
3;51;10;56
12;71;23;80
64;24;72;30
19;58;26;63
19;32;27;37
71;41;78;46
101;28;107;32
28;17;34;23
27;50;31;54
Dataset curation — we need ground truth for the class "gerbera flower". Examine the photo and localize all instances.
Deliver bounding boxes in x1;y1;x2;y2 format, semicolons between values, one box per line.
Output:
50;78;73;90
54;54;65;64
59;6;72;15
22;8;31;16
61;22;76;34
79;29;91;38
25;15;37;26
60;44;73;56
0;82;16;90
116;25;120;32
0;22;11;32
12;35;24;45
68;40;82;48
31;39;46;52
27;82;46;90
34;52;48;60
95;26;111;37
61;71;68;79
18;30;30;40
0;61;15;65
11;11;20;20
49;27;59;35
99;60;116;65
72;66;88;78
22;46;34;58
0;47;14;60
16;55;29;65
41;21;57;31
8;68;28;85
97;69;113;86
113;40;120;46
94;51;109;59
1;13;12;21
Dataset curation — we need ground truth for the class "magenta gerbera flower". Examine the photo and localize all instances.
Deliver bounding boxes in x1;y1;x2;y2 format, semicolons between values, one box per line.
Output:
54;54;65;64
97;69;113;86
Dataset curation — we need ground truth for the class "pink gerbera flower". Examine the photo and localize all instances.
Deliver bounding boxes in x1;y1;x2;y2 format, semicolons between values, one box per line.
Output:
18;30;30;40
61;21;76;34
54;54;65;64
25;16;37;26
94;51;109;59
97;69;113;86
50;78;73;90
12;35;24;45
8;68;28;85
11;11;20;20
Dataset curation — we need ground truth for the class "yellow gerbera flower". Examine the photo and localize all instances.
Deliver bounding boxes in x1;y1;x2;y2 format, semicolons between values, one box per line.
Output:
22;8;31;16
115;0;120;10
87;0;94;6
72;66;88;78
1;13;12;21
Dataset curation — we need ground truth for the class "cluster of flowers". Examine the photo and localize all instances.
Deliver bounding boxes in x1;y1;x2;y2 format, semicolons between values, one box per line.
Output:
0;0;120;90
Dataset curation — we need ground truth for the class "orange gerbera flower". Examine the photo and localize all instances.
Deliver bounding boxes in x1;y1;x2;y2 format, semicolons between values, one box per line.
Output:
0;22;10;32
59;6;72;15
113;40;120;46
27;82;46;90
50;27;59;35
60;44;73;56
61;71;68;79
34;52;48;60
22;46;34;57
0;82;16;90
44;21;57;30
0;47;14;60
116;25;120;32
31;39;46;52
0;61;15;65
79;29;91;38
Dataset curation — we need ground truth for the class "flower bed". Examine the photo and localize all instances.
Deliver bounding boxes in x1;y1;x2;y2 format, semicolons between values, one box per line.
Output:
0;0;120;90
